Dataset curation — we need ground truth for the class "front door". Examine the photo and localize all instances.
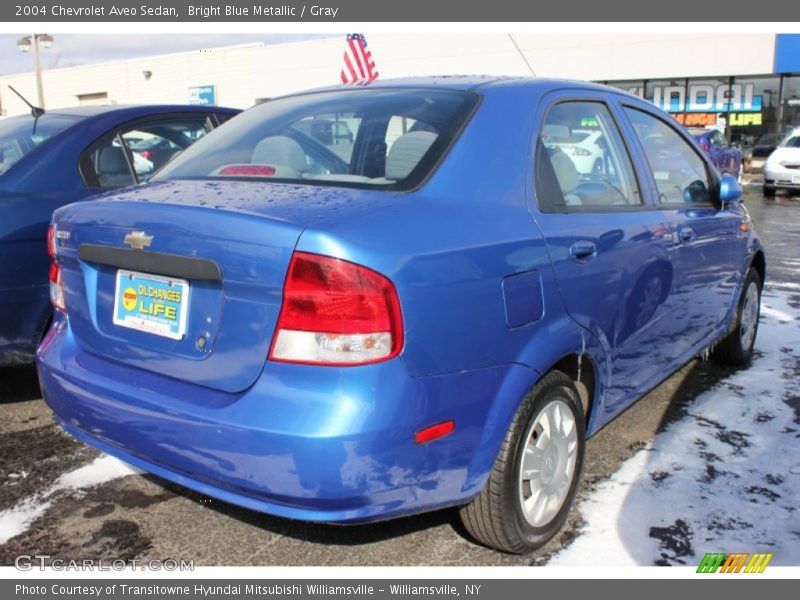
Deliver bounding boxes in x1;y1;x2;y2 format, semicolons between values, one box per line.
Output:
532;97;683;408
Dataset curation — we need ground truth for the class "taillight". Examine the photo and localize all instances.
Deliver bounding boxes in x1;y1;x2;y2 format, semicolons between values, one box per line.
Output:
269;252;403;366
139;150;154;160
701;141;710;153
48;225;66;311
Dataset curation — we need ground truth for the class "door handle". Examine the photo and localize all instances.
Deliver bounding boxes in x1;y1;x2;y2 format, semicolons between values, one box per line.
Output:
678;227;696;244
569;241;597;262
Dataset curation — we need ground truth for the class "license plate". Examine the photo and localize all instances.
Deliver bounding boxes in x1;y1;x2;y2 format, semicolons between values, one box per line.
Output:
793;174;800;184
113;270;189;340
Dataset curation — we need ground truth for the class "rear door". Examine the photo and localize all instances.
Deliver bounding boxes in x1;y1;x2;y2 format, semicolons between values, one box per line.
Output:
621;105;738;344
531;93;682;408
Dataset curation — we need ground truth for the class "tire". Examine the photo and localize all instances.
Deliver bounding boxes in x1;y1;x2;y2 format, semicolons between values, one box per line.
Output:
763;185;776;197
712;267;761;366
459;370;586;553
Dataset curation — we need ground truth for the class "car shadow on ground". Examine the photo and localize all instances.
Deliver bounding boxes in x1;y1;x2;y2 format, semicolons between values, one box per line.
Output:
0;365;41;404
145;474;468;547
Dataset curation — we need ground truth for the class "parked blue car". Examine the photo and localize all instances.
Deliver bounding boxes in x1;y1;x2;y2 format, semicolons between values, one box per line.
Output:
0;104;238;364
689;127;744;183
37;78;764;553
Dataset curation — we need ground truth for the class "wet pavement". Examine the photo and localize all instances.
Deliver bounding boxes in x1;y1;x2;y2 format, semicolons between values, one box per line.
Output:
0;182;798;566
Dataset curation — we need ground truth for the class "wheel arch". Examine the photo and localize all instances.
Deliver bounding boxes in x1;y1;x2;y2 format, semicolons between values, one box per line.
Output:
461;316;608;499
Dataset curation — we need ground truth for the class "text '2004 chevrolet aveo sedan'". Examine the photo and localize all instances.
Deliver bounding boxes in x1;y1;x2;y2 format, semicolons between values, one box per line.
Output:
37;77;765;553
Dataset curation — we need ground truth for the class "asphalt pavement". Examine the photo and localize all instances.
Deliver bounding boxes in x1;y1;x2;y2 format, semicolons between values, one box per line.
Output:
1;181;797;566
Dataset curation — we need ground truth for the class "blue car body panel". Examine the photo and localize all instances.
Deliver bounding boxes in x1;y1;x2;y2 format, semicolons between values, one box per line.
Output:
37;78;764;523
0;104;239;364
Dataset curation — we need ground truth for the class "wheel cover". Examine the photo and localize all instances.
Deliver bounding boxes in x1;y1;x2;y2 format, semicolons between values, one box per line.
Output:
518;399;579;527
740;281;759;349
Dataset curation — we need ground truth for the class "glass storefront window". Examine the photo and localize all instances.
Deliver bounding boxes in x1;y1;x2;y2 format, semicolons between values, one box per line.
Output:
781;75;800;135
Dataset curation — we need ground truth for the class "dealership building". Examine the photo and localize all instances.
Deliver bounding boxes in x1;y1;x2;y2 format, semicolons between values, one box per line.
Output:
1;33;799;143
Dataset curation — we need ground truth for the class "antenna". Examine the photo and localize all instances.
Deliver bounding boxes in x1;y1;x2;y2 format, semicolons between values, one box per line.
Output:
8;85;45;118
508;34;537;77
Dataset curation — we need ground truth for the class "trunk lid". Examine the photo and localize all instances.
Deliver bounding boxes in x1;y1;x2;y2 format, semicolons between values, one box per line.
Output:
53;180;386;393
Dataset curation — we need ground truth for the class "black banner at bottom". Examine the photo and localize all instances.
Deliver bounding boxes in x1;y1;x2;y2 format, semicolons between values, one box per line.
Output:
2;579;788;600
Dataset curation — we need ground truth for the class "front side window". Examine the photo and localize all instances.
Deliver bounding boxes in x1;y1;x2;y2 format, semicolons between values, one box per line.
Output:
624;107;713;206
153;89;478;191
535;100;642;211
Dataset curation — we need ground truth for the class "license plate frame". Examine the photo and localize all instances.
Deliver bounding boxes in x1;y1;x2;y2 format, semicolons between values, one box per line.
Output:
112;269;190;340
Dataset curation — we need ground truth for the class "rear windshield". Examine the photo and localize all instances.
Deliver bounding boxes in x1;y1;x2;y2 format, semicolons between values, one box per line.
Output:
153;88;478;191
0;114;82;177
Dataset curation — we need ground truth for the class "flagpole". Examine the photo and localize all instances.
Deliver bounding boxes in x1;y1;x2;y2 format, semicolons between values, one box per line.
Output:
508;34;537;77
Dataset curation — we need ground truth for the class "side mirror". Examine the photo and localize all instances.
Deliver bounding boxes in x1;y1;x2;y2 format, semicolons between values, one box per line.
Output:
718;173;742;206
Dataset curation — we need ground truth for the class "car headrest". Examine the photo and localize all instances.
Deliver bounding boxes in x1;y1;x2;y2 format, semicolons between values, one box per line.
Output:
548;147;579;193
251;136;307;173
98;146;129;173
385;131;437;181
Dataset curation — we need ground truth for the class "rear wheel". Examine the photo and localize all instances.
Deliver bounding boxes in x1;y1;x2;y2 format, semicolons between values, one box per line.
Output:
459;370;585;553
763;185;776;197
712;267;761;366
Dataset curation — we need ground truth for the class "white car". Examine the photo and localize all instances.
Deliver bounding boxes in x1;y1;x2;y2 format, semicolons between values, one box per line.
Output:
553;129;607;176
764;128;800;196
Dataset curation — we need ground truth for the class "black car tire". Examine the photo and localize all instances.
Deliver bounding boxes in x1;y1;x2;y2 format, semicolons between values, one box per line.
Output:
763;185;776;197
459;370;585;554
712;267;762;366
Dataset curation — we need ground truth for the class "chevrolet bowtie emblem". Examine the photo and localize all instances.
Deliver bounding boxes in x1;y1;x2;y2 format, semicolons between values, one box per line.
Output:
123;231;153;251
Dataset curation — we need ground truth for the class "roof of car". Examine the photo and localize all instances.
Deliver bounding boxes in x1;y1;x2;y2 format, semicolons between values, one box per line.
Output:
44;104;239;118
288;76;631;97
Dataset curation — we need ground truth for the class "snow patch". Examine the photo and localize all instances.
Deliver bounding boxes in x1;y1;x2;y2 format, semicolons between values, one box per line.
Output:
550;288;800;566
0;455;140;544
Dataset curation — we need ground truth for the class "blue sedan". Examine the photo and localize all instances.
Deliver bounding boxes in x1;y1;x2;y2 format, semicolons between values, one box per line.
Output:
0;104;238;365
37;78;764;553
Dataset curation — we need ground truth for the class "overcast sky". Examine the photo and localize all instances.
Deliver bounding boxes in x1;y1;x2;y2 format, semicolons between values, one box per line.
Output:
0;34;329;75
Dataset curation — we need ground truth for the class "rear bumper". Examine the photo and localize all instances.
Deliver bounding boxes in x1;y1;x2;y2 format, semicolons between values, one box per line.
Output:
37;317;530;523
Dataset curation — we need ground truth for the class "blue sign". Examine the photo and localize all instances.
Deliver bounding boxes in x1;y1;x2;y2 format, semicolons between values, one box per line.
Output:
775;34;800;74
189;85;216;106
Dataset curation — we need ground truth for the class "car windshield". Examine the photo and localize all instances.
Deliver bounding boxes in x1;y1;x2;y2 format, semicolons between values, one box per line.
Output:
0;113;82;177
755;133;782;146
153;88;478;191
779;135;800;148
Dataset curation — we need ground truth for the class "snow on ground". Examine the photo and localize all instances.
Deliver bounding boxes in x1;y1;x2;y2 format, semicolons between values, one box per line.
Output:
550;286;800;566
0;455;139;544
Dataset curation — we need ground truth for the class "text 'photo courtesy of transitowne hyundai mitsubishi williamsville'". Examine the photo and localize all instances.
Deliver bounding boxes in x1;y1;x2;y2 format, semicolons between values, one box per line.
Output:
37;77;765;554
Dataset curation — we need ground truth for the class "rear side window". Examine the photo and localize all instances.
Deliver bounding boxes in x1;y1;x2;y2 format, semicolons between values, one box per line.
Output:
153;89;478;191
0;114;82;177
624;107;713;206
80;116;212;189
535;101;642;212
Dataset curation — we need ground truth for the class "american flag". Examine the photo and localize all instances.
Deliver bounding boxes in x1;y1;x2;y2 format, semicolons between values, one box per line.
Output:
340;34;379;85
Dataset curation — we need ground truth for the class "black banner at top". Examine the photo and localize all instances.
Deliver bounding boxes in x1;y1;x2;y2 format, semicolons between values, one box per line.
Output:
3;0;800;22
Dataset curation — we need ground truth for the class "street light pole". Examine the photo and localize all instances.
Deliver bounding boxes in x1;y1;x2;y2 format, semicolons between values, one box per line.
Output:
17;34;53;110
31;34;45;108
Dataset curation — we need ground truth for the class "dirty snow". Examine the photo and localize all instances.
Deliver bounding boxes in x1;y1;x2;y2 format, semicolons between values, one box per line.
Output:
550;287;800;566
0;455;139;544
